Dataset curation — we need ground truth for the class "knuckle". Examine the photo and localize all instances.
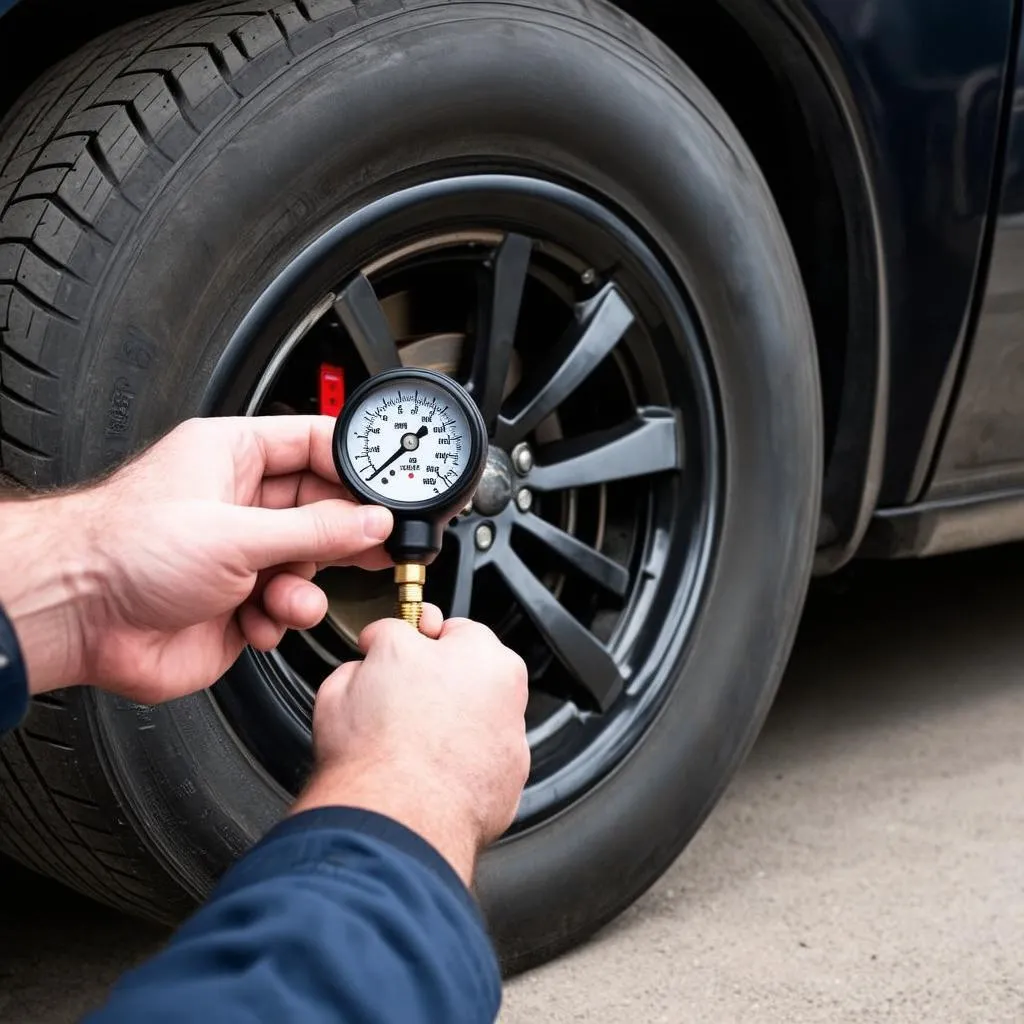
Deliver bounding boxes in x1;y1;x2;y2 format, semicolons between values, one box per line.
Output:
505;650;529;689
503;735;531;790
517;741;532;783
371;617;415;649
475;618;499;643
460;618;499;642
322;659;356;687
173;417;208;446
383;617;412;639
315;665;351;706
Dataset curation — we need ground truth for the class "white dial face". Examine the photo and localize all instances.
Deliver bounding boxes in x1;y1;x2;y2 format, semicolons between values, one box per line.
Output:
346;378;471;503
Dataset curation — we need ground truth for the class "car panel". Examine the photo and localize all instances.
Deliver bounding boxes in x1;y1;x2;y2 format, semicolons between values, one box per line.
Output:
926;21;1024;502
776;0;1014;506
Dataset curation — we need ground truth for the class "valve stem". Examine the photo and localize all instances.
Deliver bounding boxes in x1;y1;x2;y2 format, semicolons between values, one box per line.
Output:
395;563;427;629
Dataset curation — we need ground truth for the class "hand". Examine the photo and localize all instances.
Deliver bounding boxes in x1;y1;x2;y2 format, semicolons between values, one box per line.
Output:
1;416;393;700
292;613;530;884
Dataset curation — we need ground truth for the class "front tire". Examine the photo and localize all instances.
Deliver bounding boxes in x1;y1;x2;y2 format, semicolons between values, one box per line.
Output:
0;0;820;970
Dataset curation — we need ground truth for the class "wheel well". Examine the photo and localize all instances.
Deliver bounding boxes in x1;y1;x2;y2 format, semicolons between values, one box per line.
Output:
620;0;884;563
620;2;847;475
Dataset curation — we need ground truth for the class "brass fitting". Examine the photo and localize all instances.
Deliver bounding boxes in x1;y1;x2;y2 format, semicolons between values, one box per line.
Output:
394;563;426;629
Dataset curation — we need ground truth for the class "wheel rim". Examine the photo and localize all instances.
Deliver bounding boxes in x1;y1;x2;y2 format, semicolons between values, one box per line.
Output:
208;174;721;831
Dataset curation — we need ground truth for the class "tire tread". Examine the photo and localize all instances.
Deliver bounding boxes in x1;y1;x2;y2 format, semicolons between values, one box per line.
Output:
0;0;402;917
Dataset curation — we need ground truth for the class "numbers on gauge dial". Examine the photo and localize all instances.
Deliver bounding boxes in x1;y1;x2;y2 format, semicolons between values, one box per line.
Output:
346;381;470;502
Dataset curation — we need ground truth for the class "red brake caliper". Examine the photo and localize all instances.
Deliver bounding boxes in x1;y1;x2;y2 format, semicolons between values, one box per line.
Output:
318;363;346;417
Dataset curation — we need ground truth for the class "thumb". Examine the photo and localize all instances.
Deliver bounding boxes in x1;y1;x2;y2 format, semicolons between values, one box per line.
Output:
231;500;392;570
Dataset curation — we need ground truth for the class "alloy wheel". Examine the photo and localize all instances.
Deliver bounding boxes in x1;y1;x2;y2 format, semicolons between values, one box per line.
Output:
210;175;720;830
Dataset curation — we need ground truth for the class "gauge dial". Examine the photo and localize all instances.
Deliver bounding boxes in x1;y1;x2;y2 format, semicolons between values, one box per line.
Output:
344;377;472;503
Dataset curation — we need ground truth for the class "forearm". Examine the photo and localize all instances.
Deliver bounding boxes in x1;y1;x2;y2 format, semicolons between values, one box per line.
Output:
82;809;502;1024
0;492;104;692
292;762;481;887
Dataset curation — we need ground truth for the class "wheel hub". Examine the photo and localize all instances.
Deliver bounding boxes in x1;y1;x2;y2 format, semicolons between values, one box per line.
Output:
473;446;515;516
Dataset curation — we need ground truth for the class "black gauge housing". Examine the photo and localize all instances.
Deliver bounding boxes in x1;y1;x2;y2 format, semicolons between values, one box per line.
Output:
332;367;489;564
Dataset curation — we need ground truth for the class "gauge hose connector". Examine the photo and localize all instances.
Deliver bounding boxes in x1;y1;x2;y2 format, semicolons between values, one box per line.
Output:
395;562;426;628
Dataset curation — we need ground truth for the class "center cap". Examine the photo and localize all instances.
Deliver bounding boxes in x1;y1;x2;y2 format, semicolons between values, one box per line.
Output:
473;445;514;516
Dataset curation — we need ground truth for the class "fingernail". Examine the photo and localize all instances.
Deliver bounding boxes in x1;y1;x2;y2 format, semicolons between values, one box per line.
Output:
362;506;393;540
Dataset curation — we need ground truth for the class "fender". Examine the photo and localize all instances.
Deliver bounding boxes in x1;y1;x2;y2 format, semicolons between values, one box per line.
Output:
754;0;1014;509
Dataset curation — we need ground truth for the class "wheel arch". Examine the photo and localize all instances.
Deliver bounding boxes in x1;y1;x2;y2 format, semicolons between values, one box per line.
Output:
619;0;889;571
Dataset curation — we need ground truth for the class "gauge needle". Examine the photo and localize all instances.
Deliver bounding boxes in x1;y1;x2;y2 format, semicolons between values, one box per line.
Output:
366;425;429;481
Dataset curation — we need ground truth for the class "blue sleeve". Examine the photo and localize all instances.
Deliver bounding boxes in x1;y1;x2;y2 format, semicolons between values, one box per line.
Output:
0;603;29;733
83;808;502;1024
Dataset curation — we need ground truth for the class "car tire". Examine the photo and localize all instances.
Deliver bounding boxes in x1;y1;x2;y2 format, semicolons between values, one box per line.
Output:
0;0;821;971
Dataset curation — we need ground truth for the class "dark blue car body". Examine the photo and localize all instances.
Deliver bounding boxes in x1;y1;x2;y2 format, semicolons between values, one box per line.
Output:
764;0;1024;557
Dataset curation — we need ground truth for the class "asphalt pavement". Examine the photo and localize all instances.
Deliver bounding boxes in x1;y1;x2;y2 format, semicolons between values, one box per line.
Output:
2;546;1023;1023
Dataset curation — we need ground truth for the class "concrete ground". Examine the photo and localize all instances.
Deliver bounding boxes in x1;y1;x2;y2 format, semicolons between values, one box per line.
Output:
2;546;1023;1023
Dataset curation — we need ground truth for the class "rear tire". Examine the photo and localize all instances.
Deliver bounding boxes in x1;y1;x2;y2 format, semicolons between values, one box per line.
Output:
0;0;820;970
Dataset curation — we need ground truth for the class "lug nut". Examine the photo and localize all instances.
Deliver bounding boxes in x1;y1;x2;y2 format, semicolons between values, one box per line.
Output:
511;442;533;475
515;488;533;513
475;523;494;551
581;267;596;285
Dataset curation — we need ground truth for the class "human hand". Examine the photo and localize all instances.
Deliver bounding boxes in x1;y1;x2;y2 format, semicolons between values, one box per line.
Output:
1;416;392;700
292;614;530;884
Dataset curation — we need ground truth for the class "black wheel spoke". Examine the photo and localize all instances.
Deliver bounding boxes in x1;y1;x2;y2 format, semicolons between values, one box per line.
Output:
530;407;681;492
494;283;634;447
493;545;624;711
469;233;532;428
515;513;629;597
333;274;401;375
447;528;477;619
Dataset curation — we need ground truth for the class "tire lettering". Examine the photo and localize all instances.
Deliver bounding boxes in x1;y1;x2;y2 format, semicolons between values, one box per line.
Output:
105;376;135;437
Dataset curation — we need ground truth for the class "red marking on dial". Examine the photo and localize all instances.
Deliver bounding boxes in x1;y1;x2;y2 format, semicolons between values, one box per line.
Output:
408;472;415;478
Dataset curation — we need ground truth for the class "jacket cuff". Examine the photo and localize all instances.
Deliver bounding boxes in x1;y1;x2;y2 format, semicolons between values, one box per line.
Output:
0;603;29;734
221;806;486;924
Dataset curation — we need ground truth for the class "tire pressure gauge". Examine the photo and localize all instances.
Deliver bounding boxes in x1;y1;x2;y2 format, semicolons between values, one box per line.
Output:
333;367;488;628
